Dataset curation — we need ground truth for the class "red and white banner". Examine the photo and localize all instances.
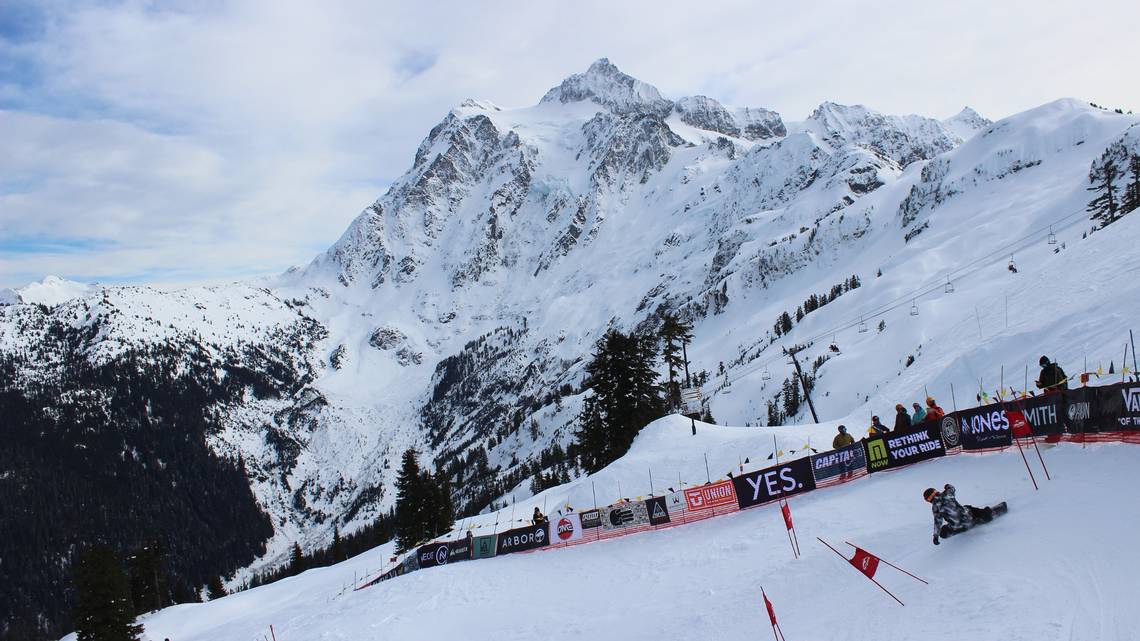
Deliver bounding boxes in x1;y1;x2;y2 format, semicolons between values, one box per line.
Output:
549;513;583;544
684;480;736;511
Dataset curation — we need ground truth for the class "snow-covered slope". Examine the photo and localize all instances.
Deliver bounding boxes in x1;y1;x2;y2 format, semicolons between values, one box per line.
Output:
15;275;94;306
5;58;1140;598
106;415;1140;641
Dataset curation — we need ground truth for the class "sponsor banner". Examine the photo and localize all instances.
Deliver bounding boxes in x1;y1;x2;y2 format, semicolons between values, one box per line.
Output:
417;542;450;569
683;480;737;511
579;509;603;529
644;496;671;526
864;423;946;473
471;534;498;560
1095;382;1140;431
1018;394;1064;436
550;514;583;544
809;442;867;483
664;491;687;515
448;537;472;562
1062;387;1097;434
953;405;1012;450
496;522;549;555
602;501;650;531
732;456;816;510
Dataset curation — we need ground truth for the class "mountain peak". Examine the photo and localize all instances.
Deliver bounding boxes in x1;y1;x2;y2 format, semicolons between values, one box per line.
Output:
540;58;672;116
942;106;992;140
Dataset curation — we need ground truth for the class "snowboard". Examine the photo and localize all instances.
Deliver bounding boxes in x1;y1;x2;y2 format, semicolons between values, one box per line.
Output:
989;501;1008;518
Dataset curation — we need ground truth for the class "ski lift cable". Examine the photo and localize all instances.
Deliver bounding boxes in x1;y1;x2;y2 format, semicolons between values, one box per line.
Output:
719;204;1095;387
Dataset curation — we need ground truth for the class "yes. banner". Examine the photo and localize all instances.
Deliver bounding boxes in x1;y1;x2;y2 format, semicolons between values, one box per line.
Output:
731;457;816;510
810;442;867;483
864;424;946;473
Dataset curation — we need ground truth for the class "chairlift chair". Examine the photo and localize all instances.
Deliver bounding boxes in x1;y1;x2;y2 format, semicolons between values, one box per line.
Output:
910;299;919;316
944;275;955;293
858;316;868;333
1048;226;1057;245
762;367;771;381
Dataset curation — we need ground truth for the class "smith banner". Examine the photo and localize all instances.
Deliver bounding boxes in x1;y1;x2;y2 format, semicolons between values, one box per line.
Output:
496;523;549;555
731;456;816;510
1095;383;1140;431
417;542;450;569
865;424;946;473
471;534;498;560
549;513;584;544
602;501;650;532
810;441;867;483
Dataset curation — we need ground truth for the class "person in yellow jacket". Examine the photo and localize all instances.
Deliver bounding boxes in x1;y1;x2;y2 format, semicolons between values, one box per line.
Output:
832;424;855;448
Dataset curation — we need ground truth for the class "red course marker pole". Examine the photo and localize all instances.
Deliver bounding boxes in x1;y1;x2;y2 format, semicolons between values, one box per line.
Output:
817;537;905;606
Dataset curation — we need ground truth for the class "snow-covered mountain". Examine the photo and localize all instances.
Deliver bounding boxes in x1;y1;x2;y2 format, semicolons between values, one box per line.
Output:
3;59;1139;629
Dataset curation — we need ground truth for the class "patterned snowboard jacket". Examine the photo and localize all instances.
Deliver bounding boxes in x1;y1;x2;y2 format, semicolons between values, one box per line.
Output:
931;484;973;536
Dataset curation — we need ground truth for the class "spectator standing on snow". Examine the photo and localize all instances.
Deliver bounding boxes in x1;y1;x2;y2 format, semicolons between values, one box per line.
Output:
532;507;547;525
925;397;946;421
833;425;854;449
894;404;912;432
911;402;927;424
869;416;890;436
1036;356;1068;393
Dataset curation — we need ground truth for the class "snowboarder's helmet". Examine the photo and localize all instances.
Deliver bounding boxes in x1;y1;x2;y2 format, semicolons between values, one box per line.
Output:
923;487;937;502
1040;355;1050;366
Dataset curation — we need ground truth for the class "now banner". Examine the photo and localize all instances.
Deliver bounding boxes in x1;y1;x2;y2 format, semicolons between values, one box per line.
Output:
864;424;946;473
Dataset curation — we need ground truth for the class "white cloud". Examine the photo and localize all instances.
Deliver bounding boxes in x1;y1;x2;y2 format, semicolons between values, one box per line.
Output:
1;0;1136;288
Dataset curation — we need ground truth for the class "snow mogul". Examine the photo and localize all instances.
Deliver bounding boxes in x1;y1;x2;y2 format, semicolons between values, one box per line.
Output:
923;484;1006;545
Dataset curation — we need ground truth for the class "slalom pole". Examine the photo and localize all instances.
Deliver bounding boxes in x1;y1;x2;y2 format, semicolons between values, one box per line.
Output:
950;382;957;413
1124;343;1130;384
704;453;711;483
649;467;654;496
998;392;1038;490
782;500;798;559
843;541;927;584
817;538;905;606
270;625;278;641
591;482;597;511
761;587;784;641
1006;392;1052;482
1131;330;1139;382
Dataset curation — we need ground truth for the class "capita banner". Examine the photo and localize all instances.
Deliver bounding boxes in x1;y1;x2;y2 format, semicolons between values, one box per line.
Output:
602;501;650;531
417;542;450;569
864;423;946;473
682;480;737;511
810;441;867;483
1095;383;1140;431
448;537;473;562
579;509;603;529
496;523;549;555
732;456;816;510
549;514;584;544
644;496;671;526
471;534;498;560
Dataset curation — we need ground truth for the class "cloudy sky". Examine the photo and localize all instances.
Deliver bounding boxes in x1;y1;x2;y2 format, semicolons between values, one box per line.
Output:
1;0;1136;290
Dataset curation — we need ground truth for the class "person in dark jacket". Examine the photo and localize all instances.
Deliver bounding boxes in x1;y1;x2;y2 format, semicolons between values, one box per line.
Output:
893;404;912;432
1036;356;1068;393
833;424;855;448
532;507;547;525
911;402;927;424
924;484;993;545
869;416;890;436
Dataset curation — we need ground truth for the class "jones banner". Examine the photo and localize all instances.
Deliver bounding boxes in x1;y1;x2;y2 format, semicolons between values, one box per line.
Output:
731;457;816;510
952;405;1012;450
496;523;549;555
864;424;946;473
810;441;867;483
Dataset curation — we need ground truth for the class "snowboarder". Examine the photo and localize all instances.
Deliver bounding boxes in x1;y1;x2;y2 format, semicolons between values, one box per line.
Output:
893;404;912;432
1036;356;1068;393
911;402;927;424
924;484;1005;544
869;415;890;436
833;425;854;449
925;397;946;421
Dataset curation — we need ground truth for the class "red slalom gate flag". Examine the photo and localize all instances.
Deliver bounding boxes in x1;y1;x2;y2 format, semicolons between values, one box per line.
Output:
849;545;880;579
781;501;793;530
763;589;777;626
1007;409;1032;438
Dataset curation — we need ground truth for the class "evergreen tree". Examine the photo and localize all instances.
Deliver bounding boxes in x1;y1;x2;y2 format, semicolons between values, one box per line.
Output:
288;543;304;576
394;449;425;553
205;575;227;601
331;525;346;563
574;329;663;473
781;377;801;418
1088;149;1123;226
127;540;166;615
658;313;693;410
1124;154;1140;214
73;546;142;641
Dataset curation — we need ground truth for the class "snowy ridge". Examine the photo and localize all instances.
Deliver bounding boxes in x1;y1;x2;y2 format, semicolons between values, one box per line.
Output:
5;59;1140;590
